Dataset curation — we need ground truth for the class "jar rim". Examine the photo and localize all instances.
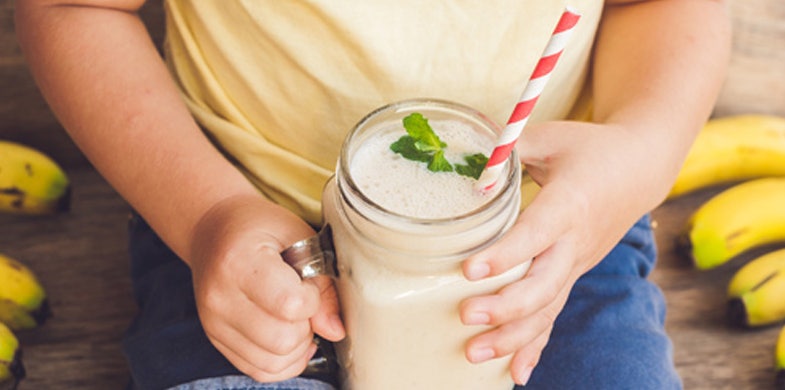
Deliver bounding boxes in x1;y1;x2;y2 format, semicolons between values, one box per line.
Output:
337;98;521;227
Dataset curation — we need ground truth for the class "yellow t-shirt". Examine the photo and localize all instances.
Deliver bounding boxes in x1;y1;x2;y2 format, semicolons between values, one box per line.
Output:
164;0;602;225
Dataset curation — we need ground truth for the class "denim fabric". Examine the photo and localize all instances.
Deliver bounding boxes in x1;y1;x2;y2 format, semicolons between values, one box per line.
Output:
124;214;681;390
520;215;682;390
169;376;335;390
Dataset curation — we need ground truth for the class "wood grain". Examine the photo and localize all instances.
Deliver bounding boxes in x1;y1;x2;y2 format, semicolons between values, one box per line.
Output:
0;168;135;389
714;0;785;118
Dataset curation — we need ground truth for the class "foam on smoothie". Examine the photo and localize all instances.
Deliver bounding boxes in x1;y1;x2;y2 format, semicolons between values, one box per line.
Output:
350;119;502;219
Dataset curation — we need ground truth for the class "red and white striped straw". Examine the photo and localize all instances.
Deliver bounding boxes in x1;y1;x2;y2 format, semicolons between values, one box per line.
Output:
475;7;581;192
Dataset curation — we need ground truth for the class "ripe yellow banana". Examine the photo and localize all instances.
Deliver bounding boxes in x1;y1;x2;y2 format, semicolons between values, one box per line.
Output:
0;322;24;389
677;177;785;270
668;115;785;199
777;324;785;389
0;253;51;330
726;248;785;328
0;140;70;215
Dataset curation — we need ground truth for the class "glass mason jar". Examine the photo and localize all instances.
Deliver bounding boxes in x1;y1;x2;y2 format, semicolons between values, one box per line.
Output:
322;99;527;390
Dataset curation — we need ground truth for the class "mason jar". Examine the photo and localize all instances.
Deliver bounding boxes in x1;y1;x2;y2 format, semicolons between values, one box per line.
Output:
320;99;528;390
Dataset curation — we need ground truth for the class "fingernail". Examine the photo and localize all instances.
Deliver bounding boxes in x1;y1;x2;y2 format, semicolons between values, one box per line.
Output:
464;311;490;325
515;365;534;386
466;262;490;280
468;347;495;363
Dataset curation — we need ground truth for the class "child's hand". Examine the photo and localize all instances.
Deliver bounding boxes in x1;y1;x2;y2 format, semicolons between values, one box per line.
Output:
459;120;672;385
187;195;345;383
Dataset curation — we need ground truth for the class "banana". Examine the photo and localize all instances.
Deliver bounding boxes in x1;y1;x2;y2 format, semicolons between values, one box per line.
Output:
0;322;24;389
0;140;70;215
0;253;51;330
726;248;785;328
677;177;785;270
668;114;785;199
777;324;785;389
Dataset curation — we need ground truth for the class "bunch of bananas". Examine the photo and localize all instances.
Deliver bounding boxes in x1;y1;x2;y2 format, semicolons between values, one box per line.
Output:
0;140;62;387
670;114;785;387
675;114;785;271
0;140;70;215
0;253;50;388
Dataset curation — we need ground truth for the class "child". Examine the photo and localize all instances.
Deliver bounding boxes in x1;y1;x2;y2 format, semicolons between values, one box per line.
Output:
15;0;730;389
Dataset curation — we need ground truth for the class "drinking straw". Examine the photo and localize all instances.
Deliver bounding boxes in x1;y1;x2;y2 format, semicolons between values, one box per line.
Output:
475;7;581;192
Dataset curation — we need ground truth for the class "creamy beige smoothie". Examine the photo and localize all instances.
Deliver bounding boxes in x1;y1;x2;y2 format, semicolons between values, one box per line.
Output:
322;100;528;390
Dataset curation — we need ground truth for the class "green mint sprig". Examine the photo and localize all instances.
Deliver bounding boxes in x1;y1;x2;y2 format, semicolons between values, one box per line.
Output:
455;153;489;180
389;113;488;180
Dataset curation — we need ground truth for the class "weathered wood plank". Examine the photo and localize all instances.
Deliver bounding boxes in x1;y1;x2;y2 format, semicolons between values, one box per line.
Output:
0;168;135;389
714;0;785;117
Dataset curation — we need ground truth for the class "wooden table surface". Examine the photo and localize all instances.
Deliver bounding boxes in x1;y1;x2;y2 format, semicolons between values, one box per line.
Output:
2;1;785;389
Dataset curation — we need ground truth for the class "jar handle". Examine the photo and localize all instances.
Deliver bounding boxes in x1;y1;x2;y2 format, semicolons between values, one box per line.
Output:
280;225;342;385
280;224;338;279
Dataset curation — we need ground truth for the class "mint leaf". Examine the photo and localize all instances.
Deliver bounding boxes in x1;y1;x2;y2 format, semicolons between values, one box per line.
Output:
390;112;487;179
454;153;489;179
428;150;453;172
390;136;431;162
391;113;449;172
403;113;445;153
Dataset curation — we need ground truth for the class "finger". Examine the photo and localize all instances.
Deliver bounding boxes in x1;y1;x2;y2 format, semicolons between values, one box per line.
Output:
211;329;318;383
207;294;315;357
464;295;565;366
509;325;552;386
464;258;574;363
463;180;581;280
307;275;346;342
216;323;315;371
241;245;321;322
461;239;577;326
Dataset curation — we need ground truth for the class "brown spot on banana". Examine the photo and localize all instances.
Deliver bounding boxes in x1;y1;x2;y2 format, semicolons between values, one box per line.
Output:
0;187;24;196
1;260;23;273
0;187;26;210
750;270;779;293
724;227;751;248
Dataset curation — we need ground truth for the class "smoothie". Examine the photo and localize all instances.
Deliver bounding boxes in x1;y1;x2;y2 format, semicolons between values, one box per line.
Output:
349;117;502;219
322;100;527;390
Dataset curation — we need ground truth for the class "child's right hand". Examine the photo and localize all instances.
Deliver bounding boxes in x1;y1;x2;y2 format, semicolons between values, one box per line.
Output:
186;194;346;383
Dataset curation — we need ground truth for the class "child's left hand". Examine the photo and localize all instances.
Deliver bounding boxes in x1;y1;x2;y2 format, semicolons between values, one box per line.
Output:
459;119;674;385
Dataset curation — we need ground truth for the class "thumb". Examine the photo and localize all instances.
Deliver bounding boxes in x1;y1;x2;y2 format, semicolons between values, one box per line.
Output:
308;275;346;342
463;180;575;280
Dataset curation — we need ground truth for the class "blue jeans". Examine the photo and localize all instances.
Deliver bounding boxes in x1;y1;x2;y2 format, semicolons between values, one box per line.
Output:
123;214;681;390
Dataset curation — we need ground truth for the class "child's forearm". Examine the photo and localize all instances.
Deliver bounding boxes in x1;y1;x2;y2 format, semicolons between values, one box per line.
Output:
15;1;263;262
593;0;731;198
